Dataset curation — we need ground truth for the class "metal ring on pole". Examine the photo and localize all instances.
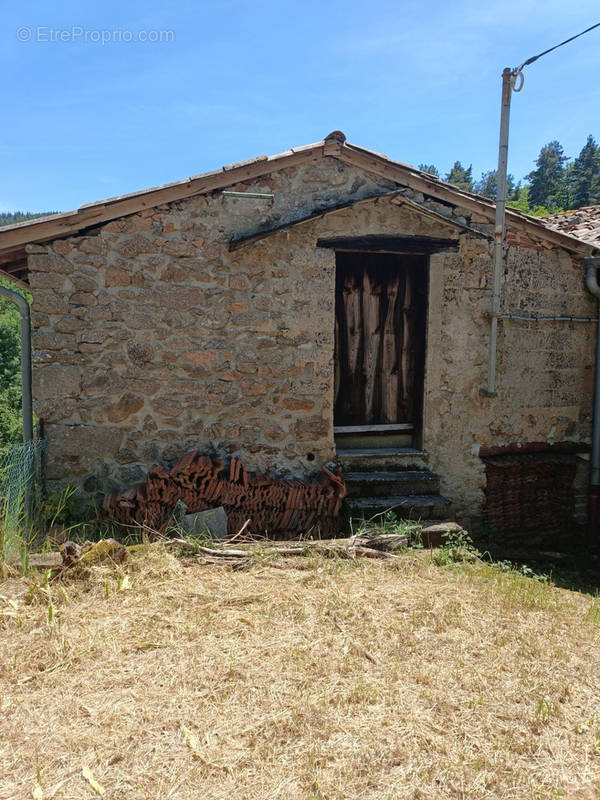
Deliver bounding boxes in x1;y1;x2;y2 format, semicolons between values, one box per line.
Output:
511;69;524;92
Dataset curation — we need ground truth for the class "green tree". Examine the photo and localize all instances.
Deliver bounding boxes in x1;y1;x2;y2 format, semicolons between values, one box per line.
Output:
445;161;473;192
0;304;20;392
506;185;558;217
0;281;31;449
507;185;532;214
0;384;22;449
568;135;600;208
527;141;567;210
474;170;516;200
0;212;53;450
417;163;439;177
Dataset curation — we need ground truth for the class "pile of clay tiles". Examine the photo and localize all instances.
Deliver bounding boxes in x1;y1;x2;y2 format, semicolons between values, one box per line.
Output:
102;451;347;539
543;205;600;247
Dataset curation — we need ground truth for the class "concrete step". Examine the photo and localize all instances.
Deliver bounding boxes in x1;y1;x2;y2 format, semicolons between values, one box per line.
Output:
337;447;429;472
346;494;453;522
344;470;440;497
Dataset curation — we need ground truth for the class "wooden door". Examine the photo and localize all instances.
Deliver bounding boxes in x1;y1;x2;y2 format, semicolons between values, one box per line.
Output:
334;252;427;426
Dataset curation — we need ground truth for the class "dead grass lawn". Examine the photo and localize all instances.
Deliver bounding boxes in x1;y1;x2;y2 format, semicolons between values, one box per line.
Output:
1;547;600;799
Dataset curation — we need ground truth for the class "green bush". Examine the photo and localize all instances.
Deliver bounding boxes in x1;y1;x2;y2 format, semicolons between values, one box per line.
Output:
0;280;31;451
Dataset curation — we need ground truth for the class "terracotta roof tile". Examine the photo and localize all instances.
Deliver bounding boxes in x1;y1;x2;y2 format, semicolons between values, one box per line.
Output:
542;206;600;246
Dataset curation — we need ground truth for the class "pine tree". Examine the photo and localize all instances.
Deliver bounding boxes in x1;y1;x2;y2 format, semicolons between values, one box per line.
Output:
445;162;473;192
569;135;600;208
474;170;516;201
417;163;439;177
527;141;567;210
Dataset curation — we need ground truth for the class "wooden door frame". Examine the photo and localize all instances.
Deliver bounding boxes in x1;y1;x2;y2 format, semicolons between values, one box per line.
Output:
332;248;429;446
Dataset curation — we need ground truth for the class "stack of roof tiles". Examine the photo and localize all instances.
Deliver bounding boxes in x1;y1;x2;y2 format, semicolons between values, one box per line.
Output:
543;206;600;247
102;451;347;539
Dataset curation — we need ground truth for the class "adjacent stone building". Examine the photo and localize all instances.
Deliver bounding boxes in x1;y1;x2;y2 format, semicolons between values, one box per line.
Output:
0;132;597;537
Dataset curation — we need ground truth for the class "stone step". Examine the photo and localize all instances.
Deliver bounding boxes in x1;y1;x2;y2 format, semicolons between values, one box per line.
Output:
334;424;414;434
335;431;413;449
344;470;440;497
337;447;429;472
346;494;453;522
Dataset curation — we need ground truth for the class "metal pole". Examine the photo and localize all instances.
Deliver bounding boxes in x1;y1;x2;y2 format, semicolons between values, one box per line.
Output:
481;24;600;395
483;67;516;396
0;285;33;443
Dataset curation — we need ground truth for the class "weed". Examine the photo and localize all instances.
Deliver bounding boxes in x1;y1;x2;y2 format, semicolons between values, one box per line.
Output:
353;510;421;545
1;484;92;571
491;558;553;584
0;489;28;563
536;696;555;724
166;519;214;549
433;528;481;566
494;569;559;611
42;486;80;529
586;596;600;624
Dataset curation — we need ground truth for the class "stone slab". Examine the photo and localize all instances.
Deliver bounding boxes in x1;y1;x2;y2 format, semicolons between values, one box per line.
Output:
180;506;228;539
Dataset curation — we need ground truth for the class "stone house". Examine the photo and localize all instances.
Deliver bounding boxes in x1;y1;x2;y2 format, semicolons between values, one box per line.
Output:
0;131;598;539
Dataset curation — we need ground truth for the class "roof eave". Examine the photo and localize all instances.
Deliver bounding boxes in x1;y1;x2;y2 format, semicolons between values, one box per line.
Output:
0;136;595;269
0;141;329;268
340;143;594;256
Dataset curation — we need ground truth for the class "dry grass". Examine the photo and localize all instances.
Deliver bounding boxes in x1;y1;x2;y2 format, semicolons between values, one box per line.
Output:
1;546;600;799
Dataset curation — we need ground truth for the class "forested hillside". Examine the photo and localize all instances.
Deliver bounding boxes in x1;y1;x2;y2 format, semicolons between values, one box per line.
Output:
419;133;600;216
0;211;56;228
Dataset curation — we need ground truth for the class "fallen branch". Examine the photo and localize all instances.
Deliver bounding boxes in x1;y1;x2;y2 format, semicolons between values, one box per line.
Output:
25;529;412;574
227;518;252;542
187;537;403;561
353;545;399;560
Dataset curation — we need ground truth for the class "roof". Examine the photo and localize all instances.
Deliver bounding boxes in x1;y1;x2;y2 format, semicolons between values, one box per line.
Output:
542;206;600;247
0;130;595;283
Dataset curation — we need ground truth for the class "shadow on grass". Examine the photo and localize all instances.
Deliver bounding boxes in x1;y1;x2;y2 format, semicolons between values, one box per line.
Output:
473;525;600;596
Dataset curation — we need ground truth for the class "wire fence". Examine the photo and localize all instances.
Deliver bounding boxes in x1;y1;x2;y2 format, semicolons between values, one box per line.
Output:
0;436;46;560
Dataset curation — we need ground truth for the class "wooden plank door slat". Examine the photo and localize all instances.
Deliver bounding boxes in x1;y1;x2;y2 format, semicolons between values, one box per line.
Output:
334;252;427;427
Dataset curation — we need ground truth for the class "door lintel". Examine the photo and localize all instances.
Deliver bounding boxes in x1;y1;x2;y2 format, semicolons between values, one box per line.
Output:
318;235;458;253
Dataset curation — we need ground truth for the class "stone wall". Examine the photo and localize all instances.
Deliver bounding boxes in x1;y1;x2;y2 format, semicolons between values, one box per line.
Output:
424;238;594;526
29;159;396;492
28;155;595;523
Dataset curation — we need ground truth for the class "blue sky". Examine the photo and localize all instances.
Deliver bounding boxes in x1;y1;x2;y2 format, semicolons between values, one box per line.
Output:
1;0;599;212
